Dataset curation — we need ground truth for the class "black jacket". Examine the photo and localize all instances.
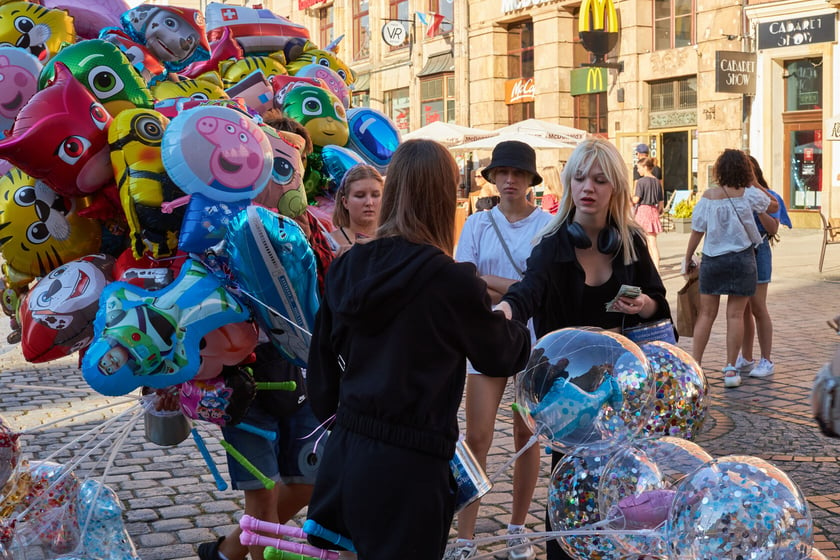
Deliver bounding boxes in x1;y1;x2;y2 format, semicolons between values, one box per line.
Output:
307;236;530;459
503;223;672;338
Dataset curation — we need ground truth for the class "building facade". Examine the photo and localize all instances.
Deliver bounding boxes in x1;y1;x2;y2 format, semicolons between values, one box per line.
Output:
170;0;838;223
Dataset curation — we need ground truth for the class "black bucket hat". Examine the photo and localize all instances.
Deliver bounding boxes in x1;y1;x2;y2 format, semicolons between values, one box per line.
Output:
481;140;542;186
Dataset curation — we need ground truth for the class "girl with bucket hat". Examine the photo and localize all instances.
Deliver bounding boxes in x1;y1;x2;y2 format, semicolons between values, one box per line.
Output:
449;140;552;560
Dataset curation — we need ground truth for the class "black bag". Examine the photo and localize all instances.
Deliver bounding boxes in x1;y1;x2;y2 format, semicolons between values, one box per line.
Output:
475;196;500;211
249;342;307;418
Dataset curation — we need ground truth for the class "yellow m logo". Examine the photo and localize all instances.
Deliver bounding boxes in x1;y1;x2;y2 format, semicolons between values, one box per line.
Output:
586;68;604;91
579;0;618;33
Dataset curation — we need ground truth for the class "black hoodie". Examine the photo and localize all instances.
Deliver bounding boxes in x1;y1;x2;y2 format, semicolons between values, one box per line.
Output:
307;236;531;459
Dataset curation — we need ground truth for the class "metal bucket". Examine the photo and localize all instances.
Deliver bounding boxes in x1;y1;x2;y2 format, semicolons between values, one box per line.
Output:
141;392;191;447
450;438;492;513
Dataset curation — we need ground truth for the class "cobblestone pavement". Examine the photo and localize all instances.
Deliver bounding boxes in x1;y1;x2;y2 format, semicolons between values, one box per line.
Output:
2;228;840;559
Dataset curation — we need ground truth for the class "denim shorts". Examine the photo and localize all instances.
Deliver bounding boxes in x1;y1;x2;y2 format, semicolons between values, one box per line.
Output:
699;247;756;296
221;400;327;490
755;239;772;284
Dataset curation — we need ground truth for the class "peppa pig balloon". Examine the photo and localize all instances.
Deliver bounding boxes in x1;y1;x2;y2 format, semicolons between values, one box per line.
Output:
0;47;42;136
161;105;273;253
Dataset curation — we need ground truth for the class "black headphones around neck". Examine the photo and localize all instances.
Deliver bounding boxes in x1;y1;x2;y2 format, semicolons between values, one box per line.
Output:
566;220;622;255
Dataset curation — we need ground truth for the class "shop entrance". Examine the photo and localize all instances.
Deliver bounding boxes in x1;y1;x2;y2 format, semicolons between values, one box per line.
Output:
783;111;822;210
641;129;696;196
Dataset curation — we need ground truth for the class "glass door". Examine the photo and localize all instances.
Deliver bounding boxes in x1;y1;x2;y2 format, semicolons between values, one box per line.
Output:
783;113;822;209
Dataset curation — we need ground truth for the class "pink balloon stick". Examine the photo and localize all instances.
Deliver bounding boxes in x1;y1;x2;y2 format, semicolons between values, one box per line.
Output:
240;530;339;560
240;514;306;539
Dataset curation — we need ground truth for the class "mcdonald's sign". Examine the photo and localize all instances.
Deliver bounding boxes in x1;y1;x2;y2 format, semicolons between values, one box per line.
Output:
570;67;607;96
578;0;619;62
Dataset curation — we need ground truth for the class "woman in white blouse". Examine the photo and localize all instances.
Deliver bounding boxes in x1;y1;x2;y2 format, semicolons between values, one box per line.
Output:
683;149;778;388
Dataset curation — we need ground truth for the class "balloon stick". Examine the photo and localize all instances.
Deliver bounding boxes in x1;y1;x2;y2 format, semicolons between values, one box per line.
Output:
192;428;228;490
236;422;278;441
240;529;339;559
256;381;297;391
240;514;306;539
303;520;356;553
220;439;275;489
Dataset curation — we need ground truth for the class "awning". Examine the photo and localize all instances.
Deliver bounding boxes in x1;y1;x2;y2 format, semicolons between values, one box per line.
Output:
352;73;370;92
417;52;454;77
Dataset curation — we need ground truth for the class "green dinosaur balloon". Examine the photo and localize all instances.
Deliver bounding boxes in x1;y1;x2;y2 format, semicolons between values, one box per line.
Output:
40;39;154;117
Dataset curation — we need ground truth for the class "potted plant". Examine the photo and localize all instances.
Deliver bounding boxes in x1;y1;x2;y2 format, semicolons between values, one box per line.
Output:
672;197;697;233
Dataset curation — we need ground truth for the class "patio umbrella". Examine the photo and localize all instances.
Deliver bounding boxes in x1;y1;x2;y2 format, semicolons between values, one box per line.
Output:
496;119;588;144
401;121;498;147
450;131;577;152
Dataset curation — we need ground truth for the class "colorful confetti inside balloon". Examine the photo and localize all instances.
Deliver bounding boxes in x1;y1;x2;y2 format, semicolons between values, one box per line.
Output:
0;416;20;490
665;455;813;559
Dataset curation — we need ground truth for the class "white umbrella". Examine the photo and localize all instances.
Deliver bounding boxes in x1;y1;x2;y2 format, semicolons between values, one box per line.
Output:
496;119;588;144
450;131;577;152
401;121;498;147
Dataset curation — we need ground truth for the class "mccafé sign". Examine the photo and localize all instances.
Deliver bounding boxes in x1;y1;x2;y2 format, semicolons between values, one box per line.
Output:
505;78;535;104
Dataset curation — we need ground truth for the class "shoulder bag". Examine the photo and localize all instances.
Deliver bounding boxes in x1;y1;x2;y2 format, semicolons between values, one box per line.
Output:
487;210;524;278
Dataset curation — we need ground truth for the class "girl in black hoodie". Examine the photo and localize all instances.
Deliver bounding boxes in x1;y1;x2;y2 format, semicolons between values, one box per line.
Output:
306;139;531;560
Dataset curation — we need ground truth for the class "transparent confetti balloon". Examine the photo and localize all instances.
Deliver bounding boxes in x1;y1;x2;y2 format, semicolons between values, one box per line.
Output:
637;342;709;440
598;436;713;556
0;415;20;490
807;549;827;560
666;455;813;559
548;441;625;560
515;328;654;454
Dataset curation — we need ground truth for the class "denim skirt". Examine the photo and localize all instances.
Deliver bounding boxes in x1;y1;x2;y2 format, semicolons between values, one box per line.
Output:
699;247;756;296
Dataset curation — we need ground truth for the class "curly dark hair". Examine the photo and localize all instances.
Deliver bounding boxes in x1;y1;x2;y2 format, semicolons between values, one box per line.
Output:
713;148;752;190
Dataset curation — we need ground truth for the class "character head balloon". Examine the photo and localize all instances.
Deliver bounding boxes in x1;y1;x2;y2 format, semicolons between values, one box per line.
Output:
279;85;348;149
0;2;75;62
119;4;210;72
515;328;654;454
19;254;115;362
0;47;42;136
0;63;113;199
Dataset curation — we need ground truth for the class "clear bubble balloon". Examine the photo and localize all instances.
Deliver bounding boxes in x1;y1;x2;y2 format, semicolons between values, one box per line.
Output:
548;441;625;559
516;328;654;454
598;436;713;556
807;549;827;560
637;341;709;440
666;455;813;559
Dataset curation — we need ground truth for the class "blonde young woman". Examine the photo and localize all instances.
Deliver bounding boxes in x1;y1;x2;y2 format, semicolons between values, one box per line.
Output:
539;165;562;214
449;141;552;560
496;137;671;560
330;164;383;253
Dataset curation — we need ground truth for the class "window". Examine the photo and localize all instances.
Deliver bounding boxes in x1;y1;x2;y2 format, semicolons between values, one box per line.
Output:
385;87;410;132
507;20;534;123
427;0;453;37
420;74;455;125
784;58;823;112
353;1;370;60
388;0;409;50
575;93;608;135
352;90;370;108
654;0;694;50
318;5;334;48
650;76;696;111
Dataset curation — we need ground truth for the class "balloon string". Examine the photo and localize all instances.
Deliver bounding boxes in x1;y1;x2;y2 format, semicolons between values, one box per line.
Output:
79;410;138;547
18;397;139;433
487;433;539;484
5;383;98;394
236;289;313;337
299;414;334;456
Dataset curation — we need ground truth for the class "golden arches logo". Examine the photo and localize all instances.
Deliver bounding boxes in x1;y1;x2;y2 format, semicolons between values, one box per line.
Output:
579;0;618;33
586;68;605;91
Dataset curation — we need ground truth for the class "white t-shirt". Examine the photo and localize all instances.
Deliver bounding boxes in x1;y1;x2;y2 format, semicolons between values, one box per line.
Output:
691;186;770;257
456;206;552;373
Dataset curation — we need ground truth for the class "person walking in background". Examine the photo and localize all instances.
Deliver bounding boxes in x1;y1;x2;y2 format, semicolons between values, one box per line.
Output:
472;166;502;212
495;137;672;560
633;157;665;269
305;139;531;560
632;143;661;182
448;141;552;560
735;155;792;379
683;149;775;388
329;164;383;254
539;165;562;214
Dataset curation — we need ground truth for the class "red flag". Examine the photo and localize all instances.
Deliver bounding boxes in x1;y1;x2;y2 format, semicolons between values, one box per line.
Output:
427;13;446;37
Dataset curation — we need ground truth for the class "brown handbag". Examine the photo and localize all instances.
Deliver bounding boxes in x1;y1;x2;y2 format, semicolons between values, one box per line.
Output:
676;271;700;337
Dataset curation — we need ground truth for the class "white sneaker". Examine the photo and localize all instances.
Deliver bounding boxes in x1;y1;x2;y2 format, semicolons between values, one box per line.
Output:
506;527;536;560
443;539;476;560
723;365;742;388
735;355;754;374
750;358;775;378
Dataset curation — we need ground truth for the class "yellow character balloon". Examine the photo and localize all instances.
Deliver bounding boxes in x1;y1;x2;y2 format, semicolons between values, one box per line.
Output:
152;72;229;102
0;2;75;62
109;108;186;259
